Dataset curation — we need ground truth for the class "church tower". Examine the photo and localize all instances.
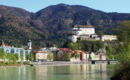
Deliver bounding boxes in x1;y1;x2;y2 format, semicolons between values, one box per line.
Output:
28;40;32;50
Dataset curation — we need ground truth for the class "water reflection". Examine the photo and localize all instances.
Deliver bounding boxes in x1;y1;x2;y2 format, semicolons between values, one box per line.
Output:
0;64;116;80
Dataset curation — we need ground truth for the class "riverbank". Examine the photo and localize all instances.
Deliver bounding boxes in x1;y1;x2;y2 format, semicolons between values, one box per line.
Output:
0;62;30;67
30;60;118;65
0;60;118;67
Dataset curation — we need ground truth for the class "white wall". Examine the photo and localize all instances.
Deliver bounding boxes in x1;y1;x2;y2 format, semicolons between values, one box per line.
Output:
72;28;95;35
101;35;117;41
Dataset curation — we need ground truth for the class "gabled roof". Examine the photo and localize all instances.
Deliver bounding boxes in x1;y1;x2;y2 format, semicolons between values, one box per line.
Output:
74;24;94;28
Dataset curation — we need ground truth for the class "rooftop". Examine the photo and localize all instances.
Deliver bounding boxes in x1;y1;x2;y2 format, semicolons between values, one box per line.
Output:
74;24;94;28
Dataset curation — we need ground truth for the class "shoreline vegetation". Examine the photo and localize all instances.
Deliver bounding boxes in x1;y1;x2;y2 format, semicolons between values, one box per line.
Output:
110;21;130;80
0;61;30;67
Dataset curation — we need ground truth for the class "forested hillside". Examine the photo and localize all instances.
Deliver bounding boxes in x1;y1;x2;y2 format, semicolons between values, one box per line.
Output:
0;4;130;48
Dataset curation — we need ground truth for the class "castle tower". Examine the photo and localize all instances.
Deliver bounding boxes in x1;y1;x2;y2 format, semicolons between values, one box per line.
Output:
28;40;32;50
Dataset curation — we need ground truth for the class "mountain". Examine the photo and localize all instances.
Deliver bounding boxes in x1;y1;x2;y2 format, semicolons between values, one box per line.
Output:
0;4;130;48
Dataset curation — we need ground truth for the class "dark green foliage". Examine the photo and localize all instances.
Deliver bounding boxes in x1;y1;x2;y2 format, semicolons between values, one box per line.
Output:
106;44;114;59
64;52;70;61
118;21;130;43
72;52;80;58
0;48;6;61
67;42;79;50
20;50;24;61
111;64;130;80
67;40;104;52
111;44;130;80
111;21;130;80
15;53;19;61
97;31;104;36
26;53;34;61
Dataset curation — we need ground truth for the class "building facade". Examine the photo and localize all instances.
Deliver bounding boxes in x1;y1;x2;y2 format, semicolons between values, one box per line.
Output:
35;51;53;61
101;35;117;41
68;24;100;42
0;40;32;61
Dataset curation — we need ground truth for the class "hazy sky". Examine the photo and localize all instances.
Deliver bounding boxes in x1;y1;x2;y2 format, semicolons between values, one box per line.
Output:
0;0;130;13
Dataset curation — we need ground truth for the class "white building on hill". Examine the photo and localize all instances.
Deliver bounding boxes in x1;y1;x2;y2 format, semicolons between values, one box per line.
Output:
68;23;100;42
68;23;117;42
72;24;95;35
101;35;117;41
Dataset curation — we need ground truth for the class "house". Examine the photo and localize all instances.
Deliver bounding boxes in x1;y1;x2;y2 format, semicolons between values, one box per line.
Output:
100;53;107;60
35;51;53;62
86;52;106;61
74;50;86;61
0;40;32;61
55;48;87;61
55;48;72;61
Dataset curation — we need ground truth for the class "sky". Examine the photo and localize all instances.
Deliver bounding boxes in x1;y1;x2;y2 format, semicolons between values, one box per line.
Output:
0;0;130;13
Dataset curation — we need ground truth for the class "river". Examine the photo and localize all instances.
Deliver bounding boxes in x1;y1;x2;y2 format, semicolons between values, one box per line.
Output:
0;64;116;80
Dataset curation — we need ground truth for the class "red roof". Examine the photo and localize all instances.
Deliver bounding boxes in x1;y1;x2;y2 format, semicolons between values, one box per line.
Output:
58;48;72;52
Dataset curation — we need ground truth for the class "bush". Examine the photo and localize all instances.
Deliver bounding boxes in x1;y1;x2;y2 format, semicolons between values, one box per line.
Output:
64;53;70;61
111;63;130;80
72;52;80;58
23;61;30;65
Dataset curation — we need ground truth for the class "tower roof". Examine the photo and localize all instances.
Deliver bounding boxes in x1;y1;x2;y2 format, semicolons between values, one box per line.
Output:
74;24;93;28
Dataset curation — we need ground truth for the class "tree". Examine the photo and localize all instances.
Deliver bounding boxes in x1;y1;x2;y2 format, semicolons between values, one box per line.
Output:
20;50;24;62
0;48;6;63
111;21;130;80
72;52;80;58
29;53;34;61
12;54;17;64
118;21;130;43
115;44;130;64
6;53;12;64
67;42;79;50
64;52;70;61
76;40;104;52
106;44;113;59
15;53;19;61
26;53;34;61
6;53;16;64
97;31;104;36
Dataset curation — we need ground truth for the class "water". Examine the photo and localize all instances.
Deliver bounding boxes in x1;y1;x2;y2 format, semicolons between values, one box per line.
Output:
0;64;116;80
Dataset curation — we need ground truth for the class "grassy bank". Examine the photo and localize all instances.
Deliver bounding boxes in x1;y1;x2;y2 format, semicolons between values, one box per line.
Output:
0;62;30;67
